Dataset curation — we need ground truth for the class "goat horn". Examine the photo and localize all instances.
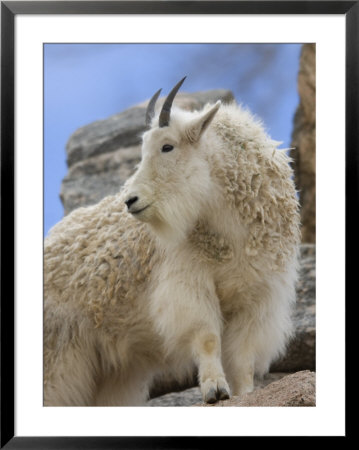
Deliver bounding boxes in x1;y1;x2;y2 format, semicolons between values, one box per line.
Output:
159;77;186;128
145;88;162;128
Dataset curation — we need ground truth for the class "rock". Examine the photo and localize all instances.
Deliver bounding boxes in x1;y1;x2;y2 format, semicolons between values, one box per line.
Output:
148;387;203;407
60;145;141;215
196;371;315;407
291;44;316;243
270;244;315;372
61;89;234;214
66;108;145;168
148;372;290;406
148;371;315;407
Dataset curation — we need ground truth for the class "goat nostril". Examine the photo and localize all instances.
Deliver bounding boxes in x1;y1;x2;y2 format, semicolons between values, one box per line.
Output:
125;196;139;209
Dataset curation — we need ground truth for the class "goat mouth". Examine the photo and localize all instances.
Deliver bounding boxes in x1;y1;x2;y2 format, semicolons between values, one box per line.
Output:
131;205;150;215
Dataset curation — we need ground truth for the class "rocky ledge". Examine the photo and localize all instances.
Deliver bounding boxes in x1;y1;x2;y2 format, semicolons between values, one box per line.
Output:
196;371;315;407
148;371;315;407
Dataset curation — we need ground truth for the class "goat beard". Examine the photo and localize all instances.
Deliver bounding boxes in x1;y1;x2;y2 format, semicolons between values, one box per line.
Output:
147;198;202;246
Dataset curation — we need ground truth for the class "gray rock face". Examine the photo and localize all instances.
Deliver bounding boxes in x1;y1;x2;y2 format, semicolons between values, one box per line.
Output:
271;244;316;372
66;107;146;168
147;387;203;407
62;89;234;215
61;145;142;215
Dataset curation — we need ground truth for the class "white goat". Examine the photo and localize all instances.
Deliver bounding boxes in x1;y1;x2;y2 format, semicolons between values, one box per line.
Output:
44;77;300;406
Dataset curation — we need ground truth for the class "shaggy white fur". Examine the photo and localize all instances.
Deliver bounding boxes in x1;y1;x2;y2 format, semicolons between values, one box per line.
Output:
44;96;300;406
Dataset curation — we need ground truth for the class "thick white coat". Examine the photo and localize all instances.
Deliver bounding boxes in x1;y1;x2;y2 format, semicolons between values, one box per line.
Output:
44;100;300;405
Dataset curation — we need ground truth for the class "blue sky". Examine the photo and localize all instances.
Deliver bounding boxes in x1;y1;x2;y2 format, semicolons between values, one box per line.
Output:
44;43;302;236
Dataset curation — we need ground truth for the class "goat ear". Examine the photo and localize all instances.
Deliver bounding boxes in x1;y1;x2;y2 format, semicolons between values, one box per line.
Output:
185;101;221;143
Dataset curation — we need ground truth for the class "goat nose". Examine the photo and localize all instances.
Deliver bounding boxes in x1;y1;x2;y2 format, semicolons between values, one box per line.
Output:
125;196;139;209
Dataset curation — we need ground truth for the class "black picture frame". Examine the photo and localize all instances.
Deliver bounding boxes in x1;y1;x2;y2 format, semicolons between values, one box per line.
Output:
1;1;355;447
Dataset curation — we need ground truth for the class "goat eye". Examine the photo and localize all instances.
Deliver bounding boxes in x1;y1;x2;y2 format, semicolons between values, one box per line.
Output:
161;144;174;153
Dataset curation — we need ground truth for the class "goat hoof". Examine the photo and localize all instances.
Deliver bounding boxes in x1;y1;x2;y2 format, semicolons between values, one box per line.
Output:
202;377;231;404
218;386;230;400
204;387;217;404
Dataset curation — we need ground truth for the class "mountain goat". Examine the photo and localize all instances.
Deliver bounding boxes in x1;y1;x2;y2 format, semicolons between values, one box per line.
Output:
44;77;300;406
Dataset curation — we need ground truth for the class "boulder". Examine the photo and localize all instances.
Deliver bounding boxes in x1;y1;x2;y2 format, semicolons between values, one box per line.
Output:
270;244;315;372
197;371;315;407
148;371;315;407
148;372;289;407
148;386;203;407
60;145;142;215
